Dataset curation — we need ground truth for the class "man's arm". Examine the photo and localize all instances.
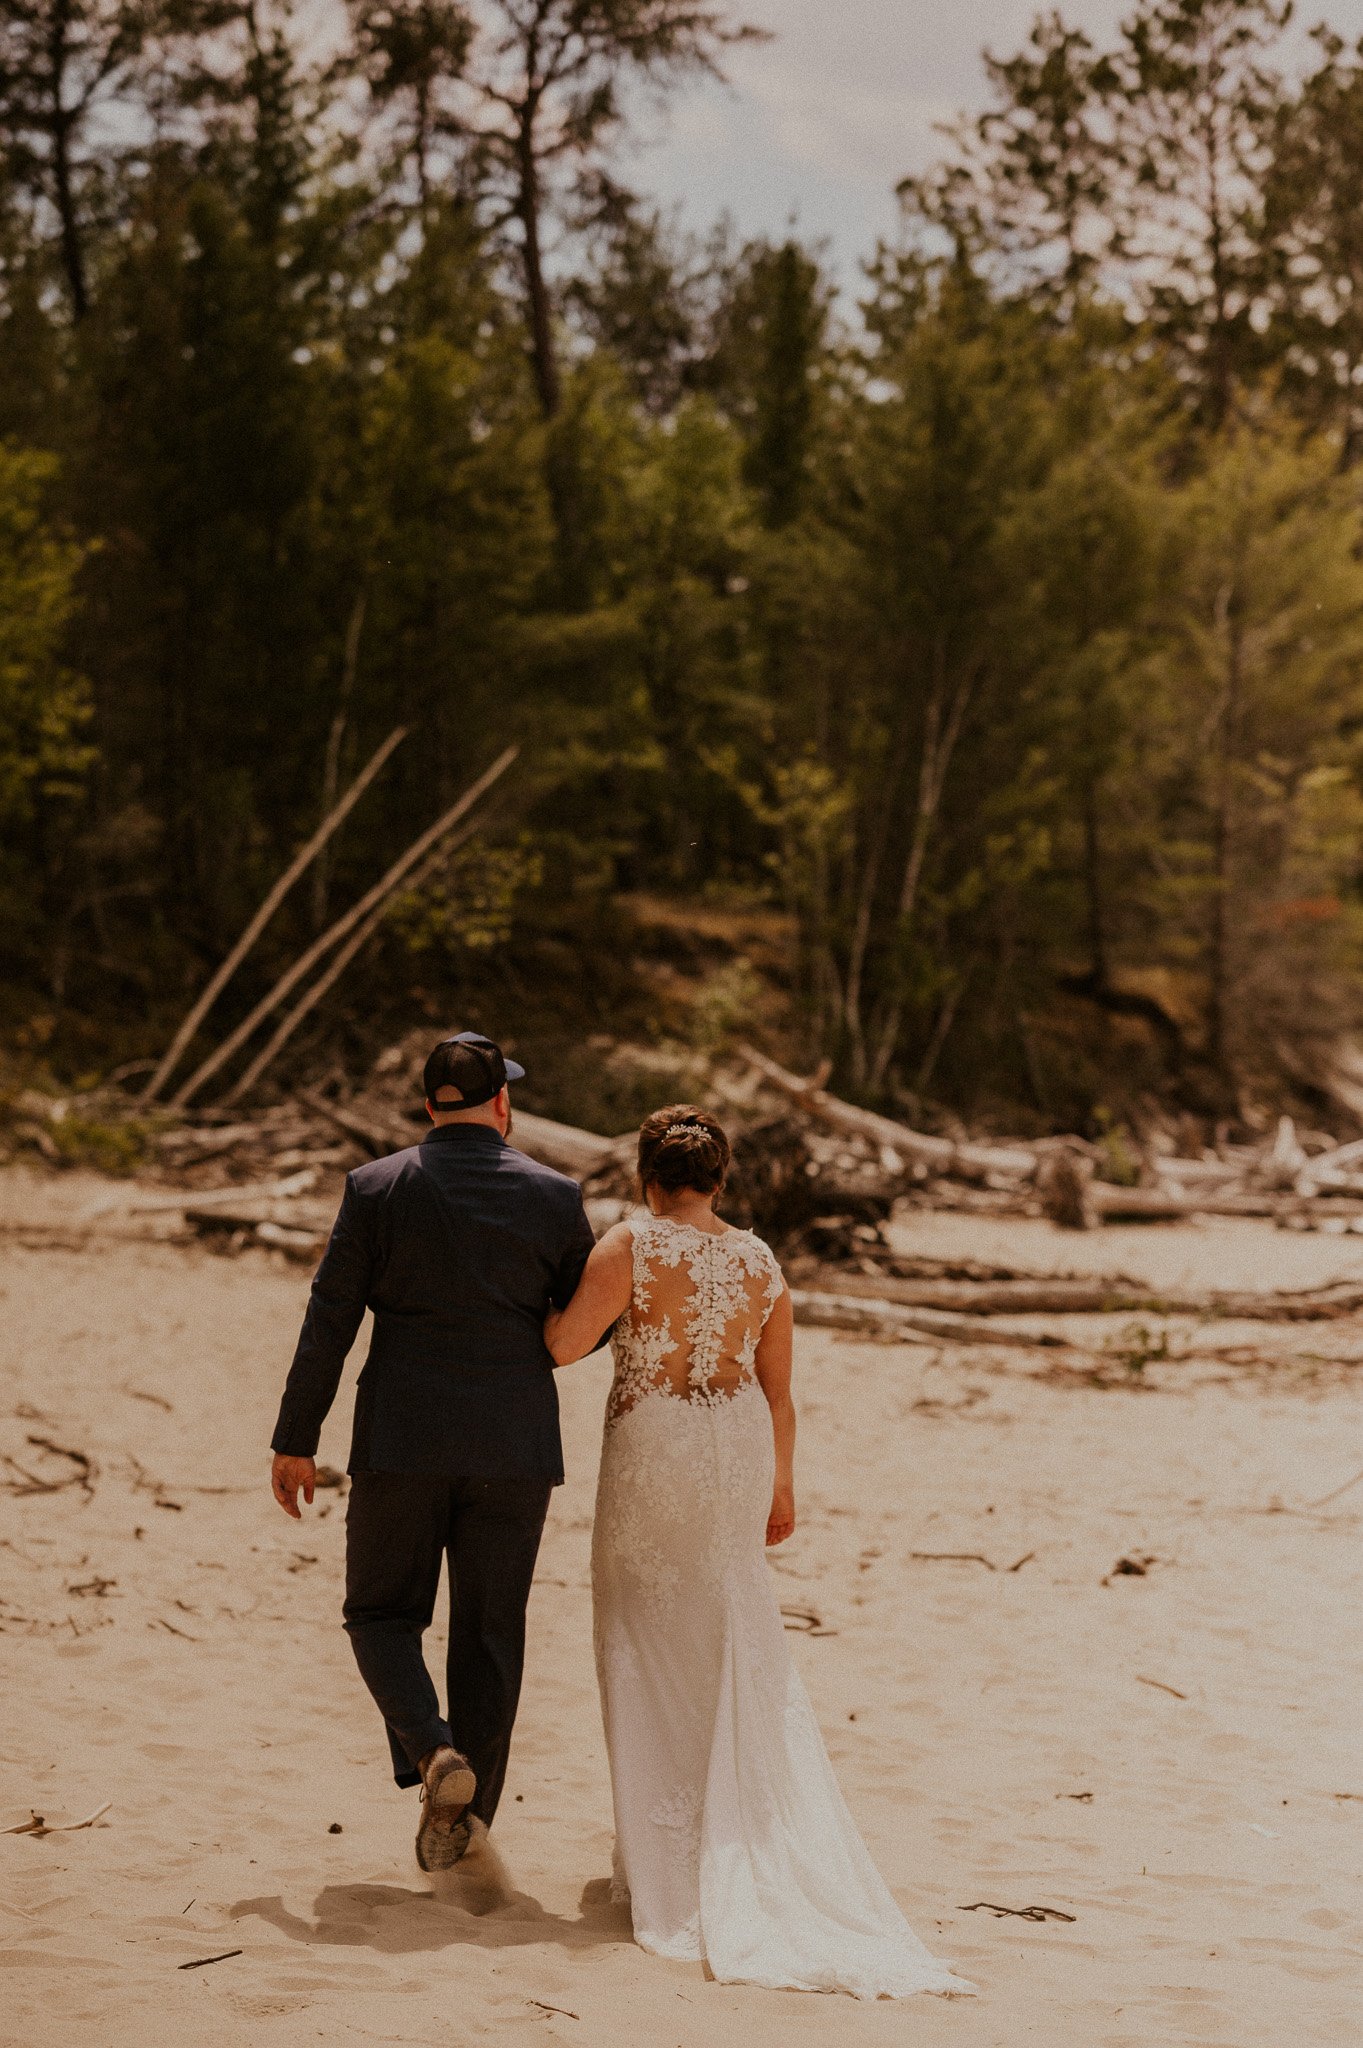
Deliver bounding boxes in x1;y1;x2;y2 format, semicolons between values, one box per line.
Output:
545;1222;633;1365
547;1185;612;1355
270;1177;373;1496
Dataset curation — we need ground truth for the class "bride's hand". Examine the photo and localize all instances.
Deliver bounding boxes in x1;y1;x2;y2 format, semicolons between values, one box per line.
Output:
766;1485;795;1546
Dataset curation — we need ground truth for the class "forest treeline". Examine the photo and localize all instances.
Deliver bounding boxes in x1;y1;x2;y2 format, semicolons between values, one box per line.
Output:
7;0;1363;1131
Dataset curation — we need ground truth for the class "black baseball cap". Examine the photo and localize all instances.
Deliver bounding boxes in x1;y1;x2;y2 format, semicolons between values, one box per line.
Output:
423;1031;525;1111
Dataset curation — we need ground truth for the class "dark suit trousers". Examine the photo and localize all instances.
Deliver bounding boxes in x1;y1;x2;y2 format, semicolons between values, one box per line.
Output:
343;1472;552;1824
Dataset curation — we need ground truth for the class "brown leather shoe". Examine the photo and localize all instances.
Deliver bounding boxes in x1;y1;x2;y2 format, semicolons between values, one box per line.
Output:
415;1748;477;1873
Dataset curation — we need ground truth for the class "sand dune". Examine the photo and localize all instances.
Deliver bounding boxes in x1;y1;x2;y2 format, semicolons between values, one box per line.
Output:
2;1177;1361;2045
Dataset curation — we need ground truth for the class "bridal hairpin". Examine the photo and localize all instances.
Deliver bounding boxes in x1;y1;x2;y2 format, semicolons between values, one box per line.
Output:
665;1122;702;1139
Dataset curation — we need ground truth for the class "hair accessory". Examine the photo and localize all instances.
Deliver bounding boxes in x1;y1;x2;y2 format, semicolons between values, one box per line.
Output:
664;1121;704;1140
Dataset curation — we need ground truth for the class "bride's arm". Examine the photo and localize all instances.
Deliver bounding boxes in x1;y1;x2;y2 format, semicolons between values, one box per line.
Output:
544;1222;634;1365
754;1283;796;1545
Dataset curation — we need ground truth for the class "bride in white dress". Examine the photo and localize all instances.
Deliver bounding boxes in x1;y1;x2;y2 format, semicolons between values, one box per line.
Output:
545;1105;973;2001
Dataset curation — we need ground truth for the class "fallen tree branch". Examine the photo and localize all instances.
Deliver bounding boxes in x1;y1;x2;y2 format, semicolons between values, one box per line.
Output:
254;1220;328;1260
791;1289;1068;1349
292;1088;406;1158
510;1111;629;1181
738;1045;1038;1183
45;1799;112;1833
958;1902;1076;1923
1305;1465;1363;1509
793;1267;1363;1322
1135;1674;1188;1700
183;1201;327;1236
910;1551;998;1569
83;1170;318;1218
289;1090;625;1181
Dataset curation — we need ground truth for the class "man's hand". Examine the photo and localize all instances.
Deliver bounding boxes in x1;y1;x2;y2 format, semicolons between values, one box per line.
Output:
271;1453;315;1520
766;1484;795;1547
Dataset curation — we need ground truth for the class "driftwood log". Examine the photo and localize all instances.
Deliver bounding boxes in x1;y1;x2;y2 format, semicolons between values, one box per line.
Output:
513;1112;632;1181
791;1291;1068;1349
739;1045;1037;1184
738;1048;1357;1228
292;1090;631;1183
792;1267;1363;1322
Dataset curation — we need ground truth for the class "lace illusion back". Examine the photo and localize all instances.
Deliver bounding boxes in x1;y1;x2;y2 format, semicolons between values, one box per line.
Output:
606;1217;782;1422
591;1213;973;2001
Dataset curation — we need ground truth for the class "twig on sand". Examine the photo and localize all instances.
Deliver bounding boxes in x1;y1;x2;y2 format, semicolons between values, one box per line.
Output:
780;1605;838;1636
1135;1674;1188;1699
30;1435;94;1483
177;1950;243;1972
47;1800;112;1832
2;1800;112;1837
1305;1465;1363;1509
528;2002;580;2021
1007;1550;1036;1572
1;1437;96;1499
152;1616;198;1641
958;1902;1076;1923
910;1551;997;1570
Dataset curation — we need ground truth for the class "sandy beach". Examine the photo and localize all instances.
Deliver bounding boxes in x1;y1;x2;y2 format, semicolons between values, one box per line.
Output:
2;1168;1361;2047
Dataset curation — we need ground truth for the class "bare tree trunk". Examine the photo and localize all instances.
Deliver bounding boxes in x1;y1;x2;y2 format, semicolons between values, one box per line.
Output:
516;104;559;417
415;75;432;218
843;716;909;1087
47;4;87;320
312;588;367;931
1201;101;1232;430
775;802;837;1066
1082;779;1109;987
913;966;969;1096
867;644;976;1092
1207;573;1243;1081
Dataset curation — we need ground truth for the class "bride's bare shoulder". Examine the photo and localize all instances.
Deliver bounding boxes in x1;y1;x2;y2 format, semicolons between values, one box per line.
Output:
595;1218;638;1253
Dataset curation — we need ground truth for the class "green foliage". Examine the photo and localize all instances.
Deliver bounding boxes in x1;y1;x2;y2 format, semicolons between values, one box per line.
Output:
690;958;764;1051
48;1113;148;1175
1093;1112;1143;1187
0;446;92;825
1108;1320;1171;1376
388;839;545;955
7;0;1363;1137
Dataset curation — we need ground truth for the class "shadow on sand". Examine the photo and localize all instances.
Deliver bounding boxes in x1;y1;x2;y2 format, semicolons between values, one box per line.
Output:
229;1869;632;1958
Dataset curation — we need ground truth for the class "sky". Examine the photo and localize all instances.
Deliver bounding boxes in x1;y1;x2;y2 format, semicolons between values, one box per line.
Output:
620;0;1363;281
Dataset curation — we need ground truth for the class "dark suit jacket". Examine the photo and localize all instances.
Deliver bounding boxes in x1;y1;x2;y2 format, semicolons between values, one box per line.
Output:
270;1123;596;1481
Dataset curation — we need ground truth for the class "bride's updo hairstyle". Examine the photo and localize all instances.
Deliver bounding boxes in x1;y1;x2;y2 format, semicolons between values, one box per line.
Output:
637;1104;731;1198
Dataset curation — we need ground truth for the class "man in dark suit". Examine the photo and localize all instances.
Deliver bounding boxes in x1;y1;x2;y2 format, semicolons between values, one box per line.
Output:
269;1032;596;1871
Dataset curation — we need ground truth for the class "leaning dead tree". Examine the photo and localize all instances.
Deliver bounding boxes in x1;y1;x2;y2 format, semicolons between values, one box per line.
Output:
139;726;409;1105
165;746;518;1108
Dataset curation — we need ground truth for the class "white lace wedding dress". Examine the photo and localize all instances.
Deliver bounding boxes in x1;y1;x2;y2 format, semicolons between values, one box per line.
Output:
591;1215;973;1999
